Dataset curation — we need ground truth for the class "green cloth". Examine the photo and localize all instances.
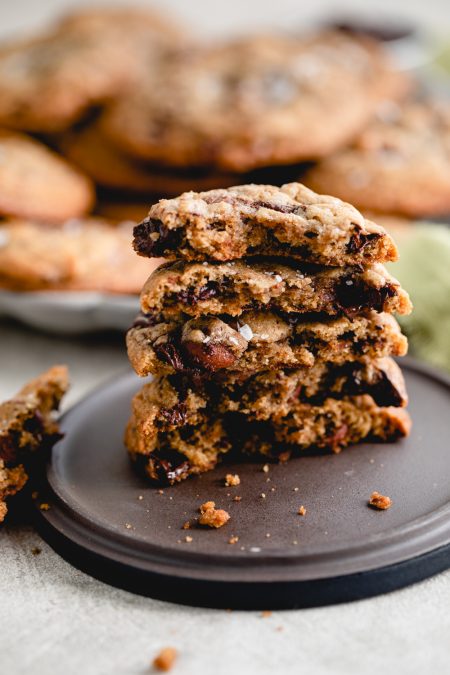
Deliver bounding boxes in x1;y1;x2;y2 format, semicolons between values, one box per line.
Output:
390;223;450;372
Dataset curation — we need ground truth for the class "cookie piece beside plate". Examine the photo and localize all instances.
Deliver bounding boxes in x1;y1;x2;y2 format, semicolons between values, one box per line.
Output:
0;366;69;521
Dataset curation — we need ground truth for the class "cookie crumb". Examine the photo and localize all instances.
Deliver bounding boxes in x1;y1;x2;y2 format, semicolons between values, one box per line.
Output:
262;464;270;473
225;473;240;486
199;501;230;528
157;489;164;495
125;523;132;529
369;491;392;510
39;503;50;511
260;493;266;499
278;451;290;463
199;501;215;513
265;533;271;538
228;535;239;545
31;547;41;555
185;535;193;543
31;491;39;500
153;646;177;672
293;487;299;492
138;495;143;500
232;495;242;502
261;610;272;618
298;506;306;516
182;521;190;530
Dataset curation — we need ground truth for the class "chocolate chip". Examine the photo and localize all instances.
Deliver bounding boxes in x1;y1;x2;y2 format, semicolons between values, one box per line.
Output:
346;227;381;254
154;340;185;372
159;403;188;427
252;201;305;215
369;371;405;407
133;217;182;257
140;450;190;485
183;340;237;371
335;277;396;313
177;281;220;306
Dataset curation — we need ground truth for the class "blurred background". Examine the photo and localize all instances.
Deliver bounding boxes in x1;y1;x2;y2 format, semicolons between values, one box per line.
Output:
0;0;450;389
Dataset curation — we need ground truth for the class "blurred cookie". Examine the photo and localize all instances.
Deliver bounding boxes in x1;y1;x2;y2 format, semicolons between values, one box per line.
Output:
61;122;237;196
95;200;151;224
102;31;409;172
0;7;183;132
0;130;93;222
0;218;160;294
305;100;450;217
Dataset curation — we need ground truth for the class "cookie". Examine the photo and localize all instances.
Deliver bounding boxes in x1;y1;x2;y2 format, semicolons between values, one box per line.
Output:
125;381;410;484
0;365;68;521
133;183;398;265
61;121;237;196
140;259;411;319
0;218;161;294
127;310;407;377
103;31;408;172
305;100;450;217
0;7;182;132
0;130;94;222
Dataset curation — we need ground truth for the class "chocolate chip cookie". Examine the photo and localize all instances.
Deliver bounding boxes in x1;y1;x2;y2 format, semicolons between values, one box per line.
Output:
0;366;68;521
140;259;411;319
0;218;160;294
125;373;410;484
0;130;94;222
0;7;183;132
61;121;237;196
133;183;398;265
305;100;450;217
103;31;408;172
127;310;407;377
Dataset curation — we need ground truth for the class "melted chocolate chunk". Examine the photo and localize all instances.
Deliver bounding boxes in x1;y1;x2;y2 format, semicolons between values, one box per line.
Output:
369;371;405;407
183;340;237;371
154;339;185;372
133;217;182;257
177;281;221;307
335;277;396;313
346;227;381;254
251;200;305;215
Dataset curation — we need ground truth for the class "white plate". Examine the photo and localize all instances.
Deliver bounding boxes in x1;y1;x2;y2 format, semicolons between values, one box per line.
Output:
0;290;139;333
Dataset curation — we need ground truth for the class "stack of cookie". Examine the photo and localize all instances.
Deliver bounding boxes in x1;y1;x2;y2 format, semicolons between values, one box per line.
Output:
125;183;412;484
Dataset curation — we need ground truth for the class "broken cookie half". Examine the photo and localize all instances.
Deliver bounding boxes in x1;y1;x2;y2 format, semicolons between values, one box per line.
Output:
0;366;69;522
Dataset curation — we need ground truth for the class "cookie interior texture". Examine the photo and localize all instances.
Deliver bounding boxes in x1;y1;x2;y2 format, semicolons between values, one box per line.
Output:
139;259;412;318
133;183;398;265
127;310;407;377
0;366;69;521
125;371;411;484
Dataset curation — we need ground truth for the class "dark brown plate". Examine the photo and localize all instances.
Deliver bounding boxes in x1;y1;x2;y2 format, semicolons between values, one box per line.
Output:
34;359;450;609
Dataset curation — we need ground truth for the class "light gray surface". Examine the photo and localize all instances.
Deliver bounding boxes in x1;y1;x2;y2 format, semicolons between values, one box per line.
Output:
1;0;450;672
